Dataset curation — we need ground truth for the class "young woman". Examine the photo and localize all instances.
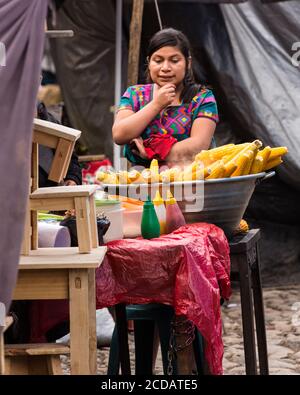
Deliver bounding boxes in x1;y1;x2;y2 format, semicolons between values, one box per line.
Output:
112;27;218;167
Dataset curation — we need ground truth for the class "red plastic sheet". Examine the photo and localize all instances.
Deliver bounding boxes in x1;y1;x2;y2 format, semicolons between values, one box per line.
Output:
96;223;231;375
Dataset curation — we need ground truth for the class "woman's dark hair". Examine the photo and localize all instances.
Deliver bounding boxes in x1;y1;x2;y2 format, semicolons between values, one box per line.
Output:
146;28;202;103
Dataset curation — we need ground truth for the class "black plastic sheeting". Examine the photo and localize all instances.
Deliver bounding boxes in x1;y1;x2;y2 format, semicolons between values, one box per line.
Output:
220;0;300;189
48;0;126;160
48;0;299;190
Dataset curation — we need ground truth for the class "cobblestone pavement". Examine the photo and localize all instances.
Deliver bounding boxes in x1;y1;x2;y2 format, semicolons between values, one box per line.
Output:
61;283;300;375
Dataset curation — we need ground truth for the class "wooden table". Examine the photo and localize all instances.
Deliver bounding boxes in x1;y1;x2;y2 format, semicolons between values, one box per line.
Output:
13;247;106;375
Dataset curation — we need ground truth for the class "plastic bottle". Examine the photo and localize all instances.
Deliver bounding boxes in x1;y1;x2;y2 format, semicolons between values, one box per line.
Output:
153;190;166;235
165;190;186;234
141;196;160;239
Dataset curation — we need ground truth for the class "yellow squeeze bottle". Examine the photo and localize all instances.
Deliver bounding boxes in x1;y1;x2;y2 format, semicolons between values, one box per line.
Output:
153;190;166;235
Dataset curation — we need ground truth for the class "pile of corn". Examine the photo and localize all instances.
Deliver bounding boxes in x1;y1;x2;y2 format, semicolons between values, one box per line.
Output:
96;140;288;184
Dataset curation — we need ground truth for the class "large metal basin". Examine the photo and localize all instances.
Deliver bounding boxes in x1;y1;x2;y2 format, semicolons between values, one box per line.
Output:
103;171;275;239
179;172;274;238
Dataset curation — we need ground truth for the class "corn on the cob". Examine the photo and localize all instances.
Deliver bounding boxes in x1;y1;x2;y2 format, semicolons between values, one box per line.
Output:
264;156;283;171
231;152;252;177
250;156;264;174
127;169;143;184
269;146;288;160
224;161;238;177
224;140;262;174
242;150;255;175
160;167;182;183
257;146;271;169
234;219;249;234
205;161;226;179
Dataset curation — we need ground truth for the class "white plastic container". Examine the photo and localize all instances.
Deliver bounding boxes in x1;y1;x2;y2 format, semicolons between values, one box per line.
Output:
96;202;124;243
123;209;143;238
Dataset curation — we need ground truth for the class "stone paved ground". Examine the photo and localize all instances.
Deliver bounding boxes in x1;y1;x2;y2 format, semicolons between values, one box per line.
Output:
61;282;300;375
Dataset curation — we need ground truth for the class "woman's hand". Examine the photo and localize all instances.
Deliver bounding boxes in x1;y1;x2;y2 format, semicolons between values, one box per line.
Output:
131;137;148;159
153;83;176;110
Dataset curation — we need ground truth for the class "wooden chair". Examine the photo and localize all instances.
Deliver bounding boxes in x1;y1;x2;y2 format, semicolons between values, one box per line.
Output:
4;343;70;375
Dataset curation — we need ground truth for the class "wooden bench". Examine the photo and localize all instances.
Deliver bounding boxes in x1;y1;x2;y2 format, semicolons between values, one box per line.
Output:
4;343;70;375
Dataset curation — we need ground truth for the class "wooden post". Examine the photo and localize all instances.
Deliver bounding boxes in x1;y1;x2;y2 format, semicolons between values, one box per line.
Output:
127;0;144;86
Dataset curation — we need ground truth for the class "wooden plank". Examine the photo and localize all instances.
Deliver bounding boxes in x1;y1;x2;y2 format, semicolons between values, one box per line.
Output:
89;195;99;249
74;197;92;253
31;210;38;250
31;184;98;199
48;138;73;183
33;118;81;142
13;270;69;299
5;343;69;356
78;154;105;163
20;205;31;256
33;130;58;149
19;247;106;269
60;140;75;181
0;331;4;375
127;0;144;87
88;269;97;374
69;269;91;374
31;143;39;192
30;196;74;212
47;356;64;375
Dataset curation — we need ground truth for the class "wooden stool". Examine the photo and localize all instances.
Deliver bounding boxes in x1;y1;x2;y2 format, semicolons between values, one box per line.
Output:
4;343;70;375
33;118;81;184
26;185;99;254
229;228;269;375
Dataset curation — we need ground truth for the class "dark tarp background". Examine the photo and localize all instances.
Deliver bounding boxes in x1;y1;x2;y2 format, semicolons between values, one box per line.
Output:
47;0;300;280
49;0;299;189
0;0;48;312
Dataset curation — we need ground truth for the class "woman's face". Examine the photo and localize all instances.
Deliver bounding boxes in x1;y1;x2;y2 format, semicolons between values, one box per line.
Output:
148;46;187;88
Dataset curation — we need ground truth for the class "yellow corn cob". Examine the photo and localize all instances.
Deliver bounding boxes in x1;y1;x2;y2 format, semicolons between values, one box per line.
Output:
250;155;264;174
118;170;131;184
269;146;288;160
142;168;160;183
96;171;107;182
231;152;252;177
237;219;249;233
264;156;283;171
224;161;238;177
194;151;215;167
96;171;119;184
226;140;262;175
182;161;199;181
127;169;143;184
205;161;226;179
160;167;182;183
257;146;272;169
242;150;255;175
105;173;119;184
